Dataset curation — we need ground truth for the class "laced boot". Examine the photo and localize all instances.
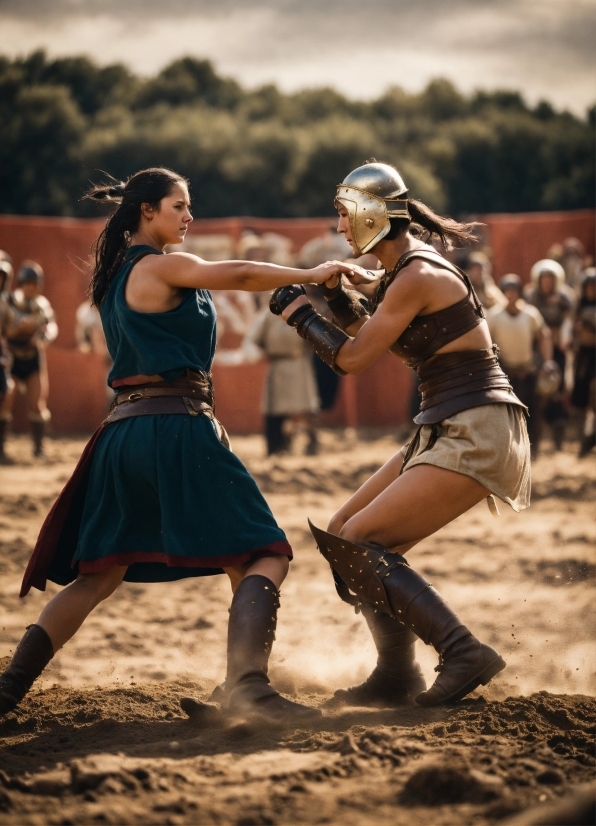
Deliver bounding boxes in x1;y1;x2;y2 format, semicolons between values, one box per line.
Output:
377;562;505;707
332;602;426;707
223;575;321;723
30;418;45;457
0;625;54;714
417;632;506;707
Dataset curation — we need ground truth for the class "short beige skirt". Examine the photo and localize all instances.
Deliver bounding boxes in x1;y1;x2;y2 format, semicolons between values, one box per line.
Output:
400;403;531;512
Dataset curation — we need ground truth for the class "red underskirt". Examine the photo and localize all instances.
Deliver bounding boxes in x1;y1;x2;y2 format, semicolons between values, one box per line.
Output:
78;542;292;573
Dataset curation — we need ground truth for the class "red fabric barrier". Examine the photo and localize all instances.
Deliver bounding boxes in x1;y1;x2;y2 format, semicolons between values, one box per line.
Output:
0;210;592;435
482;208;595;282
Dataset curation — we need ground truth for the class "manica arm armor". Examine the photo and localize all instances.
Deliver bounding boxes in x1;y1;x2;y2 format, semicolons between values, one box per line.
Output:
287;304;348;376
324;280;369;331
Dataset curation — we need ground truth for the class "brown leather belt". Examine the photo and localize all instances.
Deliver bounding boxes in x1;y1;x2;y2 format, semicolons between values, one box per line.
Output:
414;347;526;425
103;370;230;448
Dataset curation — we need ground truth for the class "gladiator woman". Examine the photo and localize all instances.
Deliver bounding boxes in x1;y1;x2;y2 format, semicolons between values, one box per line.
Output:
271;162;530;708
0;167;354;723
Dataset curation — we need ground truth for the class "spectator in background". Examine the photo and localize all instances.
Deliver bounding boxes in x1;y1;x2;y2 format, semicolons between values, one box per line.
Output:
0;262;58;459
463;251;506;310
488;274;552;457
75;300;108;358
305;284;342;414
0;255;14;456
571;270;596;457
247;307;320;456
561;237;587;292
525;259;574;449
297;225;352;269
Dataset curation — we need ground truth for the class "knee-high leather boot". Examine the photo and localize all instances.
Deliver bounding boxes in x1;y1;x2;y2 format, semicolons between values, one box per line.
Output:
223;575;321;722
333;602;426;707
310;522;505;707
0;625;54;714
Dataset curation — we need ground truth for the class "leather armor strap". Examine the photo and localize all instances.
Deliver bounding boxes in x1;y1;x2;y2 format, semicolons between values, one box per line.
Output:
103;370;230;448
292;308;349;376
324;283;369;331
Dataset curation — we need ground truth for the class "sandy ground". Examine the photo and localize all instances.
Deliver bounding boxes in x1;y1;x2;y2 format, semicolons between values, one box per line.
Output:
0;429;594;825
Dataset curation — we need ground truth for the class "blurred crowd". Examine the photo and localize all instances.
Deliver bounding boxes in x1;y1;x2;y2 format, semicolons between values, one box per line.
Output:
457;239;596;461
1;230;594;464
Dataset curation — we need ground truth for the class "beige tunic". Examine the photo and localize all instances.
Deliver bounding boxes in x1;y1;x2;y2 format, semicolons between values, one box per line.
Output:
401;403;531;512
248;309;320;416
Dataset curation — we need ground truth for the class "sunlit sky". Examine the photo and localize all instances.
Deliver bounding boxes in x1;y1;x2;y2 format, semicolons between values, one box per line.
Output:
1;0;594;115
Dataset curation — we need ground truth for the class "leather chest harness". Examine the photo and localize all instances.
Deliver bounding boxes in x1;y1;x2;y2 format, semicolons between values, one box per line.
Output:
370;249;525;428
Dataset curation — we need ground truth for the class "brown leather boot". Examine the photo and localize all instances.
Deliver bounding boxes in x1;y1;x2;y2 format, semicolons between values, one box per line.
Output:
332;602;426;707
0;625;54;714
223;575;321;723
309;522;505;708
415;633;506;707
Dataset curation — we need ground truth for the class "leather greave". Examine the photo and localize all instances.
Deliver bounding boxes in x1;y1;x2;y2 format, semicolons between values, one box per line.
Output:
310;521;469;655
225;574;279;694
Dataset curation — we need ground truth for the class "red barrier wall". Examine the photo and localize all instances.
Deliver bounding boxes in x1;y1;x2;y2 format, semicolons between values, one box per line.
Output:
483;208;595;282
0;209;592;435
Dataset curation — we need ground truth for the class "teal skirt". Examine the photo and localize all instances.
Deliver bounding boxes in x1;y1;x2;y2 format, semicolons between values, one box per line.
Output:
71;414;291;582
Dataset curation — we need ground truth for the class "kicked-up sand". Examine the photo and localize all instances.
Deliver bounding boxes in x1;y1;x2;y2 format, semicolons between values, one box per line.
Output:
0;429;594;825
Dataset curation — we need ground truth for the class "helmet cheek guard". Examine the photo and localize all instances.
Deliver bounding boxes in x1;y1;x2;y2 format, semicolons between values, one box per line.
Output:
335;188;391;255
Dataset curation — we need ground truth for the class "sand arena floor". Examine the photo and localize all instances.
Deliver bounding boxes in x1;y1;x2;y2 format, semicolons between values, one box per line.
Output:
0;430;594;825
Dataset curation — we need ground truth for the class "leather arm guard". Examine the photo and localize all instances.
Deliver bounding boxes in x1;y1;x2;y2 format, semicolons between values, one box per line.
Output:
269;284;306;315
324;280;369;331
270;285;349;376
288;305;349;376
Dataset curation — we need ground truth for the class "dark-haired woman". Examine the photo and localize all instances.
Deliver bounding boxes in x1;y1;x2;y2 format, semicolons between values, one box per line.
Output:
0;167;354;723
271;162;530;708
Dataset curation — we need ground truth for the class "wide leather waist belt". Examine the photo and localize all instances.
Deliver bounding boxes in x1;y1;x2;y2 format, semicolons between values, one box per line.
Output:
102;370;230;447
414;348;526;425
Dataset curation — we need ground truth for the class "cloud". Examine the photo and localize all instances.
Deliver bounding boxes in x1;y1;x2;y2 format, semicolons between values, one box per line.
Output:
0;0;594;113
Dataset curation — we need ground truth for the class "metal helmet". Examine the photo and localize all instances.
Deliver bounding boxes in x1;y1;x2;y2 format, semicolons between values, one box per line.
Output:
335;162;409;254
17;260;44;286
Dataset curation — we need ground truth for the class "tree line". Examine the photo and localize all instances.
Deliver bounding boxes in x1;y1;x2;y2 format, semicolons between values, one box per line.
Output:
0;51;594;219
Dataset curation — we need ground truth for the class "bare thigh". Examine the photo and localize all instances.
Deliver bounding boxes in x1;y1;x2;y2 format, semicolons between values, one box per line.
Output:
328;449;405;533
339;463;490;552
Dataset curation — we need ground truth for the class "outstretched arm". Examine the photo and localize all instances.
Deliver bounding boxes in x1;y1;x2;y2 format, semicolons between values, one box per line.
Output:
150;252;355;292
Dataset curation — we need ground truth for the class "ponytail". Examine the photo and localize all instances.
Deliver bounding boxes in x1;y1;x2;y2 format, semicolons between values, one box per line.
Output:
387;198;480;249
84;167;187;306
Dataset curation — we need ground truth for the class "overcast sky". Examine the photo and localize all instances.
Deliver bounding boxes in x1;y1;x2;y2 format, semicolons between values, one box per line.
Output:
1;0;594;114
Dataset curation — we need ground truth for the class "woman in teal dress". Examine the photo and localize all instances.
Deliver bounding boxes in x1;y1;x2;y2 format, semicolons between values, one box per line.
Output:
0;167;353;723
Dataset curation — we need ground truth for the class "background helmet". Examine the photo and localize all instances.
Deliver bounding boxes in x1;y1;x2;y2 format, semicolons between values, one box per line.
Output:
335;162;409;254
16;260;44;286
530;259;565;288
0;259;13;293
498;273;522;294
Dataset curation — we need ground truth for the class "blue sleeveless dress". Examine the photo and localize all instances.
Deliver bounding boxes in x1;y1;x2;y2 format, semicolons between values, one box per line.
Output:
70;245;291;582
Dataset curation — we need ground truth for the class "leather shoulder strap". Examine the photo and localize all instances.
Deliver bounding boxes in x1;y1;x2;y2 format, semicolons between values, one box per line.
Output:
374;248;484;317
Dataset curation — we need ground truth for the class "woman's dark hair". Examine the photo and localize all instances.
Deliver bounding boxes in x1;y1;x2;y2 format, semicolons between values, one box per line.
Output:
85;167;188;306
386;199;479;249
